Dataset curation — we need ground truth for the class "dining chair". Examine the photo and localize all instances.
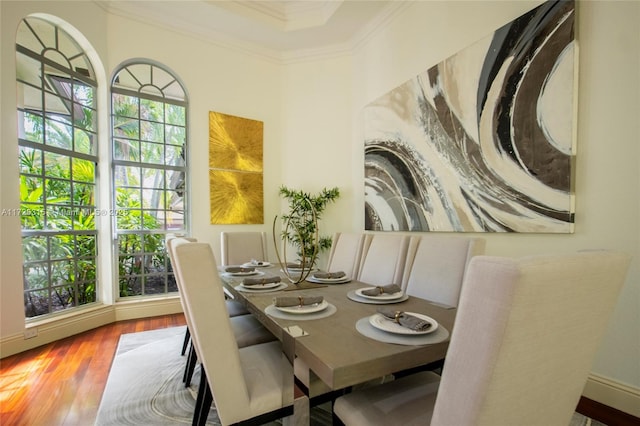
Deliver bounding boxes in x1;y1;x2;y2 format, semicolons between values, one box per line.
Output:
324;232;366;279
172;240;293;425
357;233;410;286
220;231;268;266
167;235;249;318
333;250;631;426
401;235;485;307
167;237;274;387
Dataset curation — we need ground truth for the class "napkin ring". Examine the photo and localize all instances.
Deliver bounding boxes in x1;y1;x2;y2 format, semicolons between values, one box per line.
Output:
298;296;304;307
394;311;402;324
377;286;384;295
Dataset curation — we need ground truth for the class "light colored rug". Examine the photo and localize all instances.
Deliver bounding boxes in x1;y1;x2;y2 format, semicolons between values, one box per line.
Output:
96;326;605;426
96;326;220;425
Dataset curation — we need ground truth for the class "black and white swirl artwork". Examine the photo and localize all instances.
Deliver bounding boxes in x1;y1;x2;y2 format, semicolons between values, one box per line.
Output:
364;0;576;233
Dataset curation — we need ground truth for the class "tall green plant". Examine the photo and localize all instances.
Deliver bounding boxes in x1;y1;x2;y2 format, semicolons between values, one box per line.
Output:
278;186;340;266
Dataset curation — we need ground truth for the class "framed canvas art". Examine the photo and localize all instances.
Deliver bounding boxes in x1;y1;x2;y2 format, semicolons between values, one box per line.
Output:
209;111;264;224
364;0;576;233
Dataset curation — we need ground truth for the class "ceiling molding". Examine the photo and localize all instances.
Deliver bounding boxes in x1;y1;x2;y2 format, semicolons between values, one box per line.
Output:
94;0;407;64
212;0;344;32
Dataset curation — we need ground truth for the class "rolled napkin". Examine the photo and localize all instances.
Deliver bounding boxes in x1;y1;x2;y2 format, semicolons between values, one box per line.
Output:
377;308;433;332
225;266;255;273
313;271;346;279
249;259;267;266
361;284;402;296
274;295;324;307
242;276;281;287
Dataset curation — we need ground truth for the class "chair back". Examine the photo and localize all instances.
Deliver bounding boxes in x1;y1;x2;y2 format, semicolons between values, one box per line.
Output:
431;251;631;426
221;231;268;266
166;236;197;320
402;235;485;307
172;240;252;424
325;232;366;279
358;233;410;286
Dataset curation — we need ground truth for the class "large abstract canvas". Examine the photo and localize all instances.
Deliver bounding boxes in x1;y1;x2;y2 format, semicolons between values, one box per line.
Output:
364;0;576;233
209;111;264;224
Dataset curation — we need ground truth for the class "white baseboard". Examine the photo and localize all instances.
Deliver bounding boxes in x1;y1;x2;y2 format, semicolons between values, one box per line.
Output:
0;305;115;358
583;373;640;418
0;297;183;358
114;296;183;321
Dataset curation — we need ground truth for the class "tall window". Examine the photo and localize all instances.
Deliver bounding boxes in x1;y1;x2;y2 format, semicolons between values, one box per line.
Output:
16;17;99;318
111;63;188;298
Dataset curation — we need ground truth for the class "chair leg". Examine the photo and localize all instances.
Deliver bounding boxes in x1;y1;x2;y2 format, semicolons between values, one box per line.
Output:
183;343;198;386
181;327;191;356
193;365;213;426
192;365;205;426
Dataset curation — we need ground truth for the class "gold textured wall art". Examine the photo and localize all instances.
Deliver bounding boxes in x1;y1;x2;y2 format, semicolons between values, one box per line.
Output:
209;111;264;224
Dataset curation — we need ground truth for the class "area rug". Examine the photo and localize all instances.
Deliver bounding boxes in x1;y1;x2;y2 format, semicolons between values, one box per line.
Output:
96;326;604;426
95;326;219;425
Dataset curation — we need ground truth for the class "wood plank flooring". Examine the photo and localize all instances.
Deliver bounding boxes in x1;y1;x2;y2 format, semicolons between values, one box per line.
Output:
0;314;186;426
1;313;637;426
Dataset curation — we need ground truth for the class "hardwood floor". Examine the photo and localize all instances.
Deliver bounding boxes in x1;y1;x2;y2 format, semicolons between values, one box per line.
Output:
1;313;638;426
0;314;186;426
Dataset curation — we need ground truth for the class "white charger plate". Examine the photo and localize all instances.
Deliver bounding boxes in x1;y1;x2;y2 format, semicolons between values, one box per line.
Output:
239;280;281;290
224;270;264;277
307;275;351;284
355;288;404;300
275;300;328;314
368;312;438;335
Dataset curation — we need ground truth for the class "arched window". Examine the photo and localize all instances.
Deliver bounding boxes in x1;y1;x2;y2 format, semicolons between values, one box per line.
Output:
111;62;188;298
16;17;99;317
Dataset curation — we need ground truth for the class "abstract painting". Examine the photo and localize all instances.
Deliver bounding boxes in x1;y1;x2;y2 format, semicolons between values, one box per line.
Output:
209;111;264;224
364;0;576;233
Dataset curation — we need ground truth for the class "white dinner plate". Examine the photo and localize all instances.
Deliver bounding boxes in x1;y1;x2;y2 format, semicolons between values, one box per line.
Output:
369;312;438;335
241;261;271;268
224;270;264;277
275;300;328;314
307;275;351;284
280;268;317;276
355;288;404;300
239;280;282;290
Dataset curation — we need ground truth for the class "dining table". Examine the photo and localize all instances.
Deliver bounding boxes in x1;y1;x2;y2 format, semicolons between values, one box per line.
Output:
219;263;457;424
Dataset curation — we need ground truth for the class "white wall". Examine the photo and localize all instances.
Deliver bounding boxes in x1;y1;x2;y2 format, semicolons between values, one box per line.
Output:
348;0;639;410
280;56;356;234
1;0;638;415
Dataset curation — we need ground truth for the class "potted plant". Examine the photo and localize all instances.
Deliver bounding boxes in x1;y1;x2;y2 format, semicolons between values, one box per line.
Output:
273;186;339;282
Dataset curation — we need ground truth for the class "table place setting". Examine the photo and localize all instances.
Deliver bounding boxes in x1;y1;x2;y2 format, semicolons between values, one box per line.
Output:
356;307;449;346
235;275;289;293
222;266;265;277
265;295;337;320
241;259;272;268
347;284;409;304
306;270;352;284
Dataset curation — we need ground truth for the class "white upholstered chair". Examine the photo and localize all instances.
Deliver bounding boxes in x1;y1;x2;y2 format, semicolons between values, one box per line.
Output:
324;232;366;279
172;240;293;425
401;235;485;307
167;236;249;318
167;237;274;388
357;233;410;286
220;231;268;266
334;251;631;426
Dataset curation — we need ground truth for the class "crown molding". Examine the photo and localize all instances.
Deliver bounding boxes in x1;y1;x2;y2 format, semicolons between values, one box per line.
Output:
95;0;408;65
